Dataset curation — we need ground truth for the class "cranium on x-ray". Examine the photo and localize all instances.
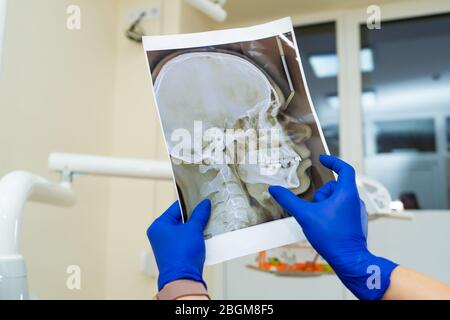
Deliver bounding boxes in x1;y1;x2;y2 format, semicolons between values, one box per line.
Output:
153;49;313;237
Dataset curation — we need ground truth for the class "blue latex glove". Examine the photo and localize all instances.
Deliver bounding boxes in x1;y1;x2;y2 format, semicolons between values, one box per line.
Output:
269;155;398;300
147;199;211;291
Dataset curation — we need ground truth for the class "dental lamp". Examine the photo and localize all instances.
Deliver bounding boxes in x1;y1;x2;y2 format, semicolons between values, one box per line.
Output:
185;0;227;22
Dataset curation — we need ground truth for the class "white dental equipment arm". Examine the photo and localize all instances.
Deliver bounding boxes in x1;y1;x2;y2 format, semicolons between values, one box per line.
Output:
0;152;172;300
0;171;75;300
0;172;75;257
0;151;173;256
48;153;173;181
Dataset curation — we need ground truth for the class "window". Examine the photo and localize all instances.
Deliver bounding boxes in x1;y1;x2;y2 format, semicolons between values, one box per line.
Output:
360;14;450;209
374;119;436;154
295;23;339;156
447;117;450;152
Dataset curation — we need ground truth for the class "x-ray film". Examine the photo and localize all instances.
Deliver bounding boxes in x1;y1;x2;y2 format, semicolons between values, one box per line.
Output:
143;17;334;265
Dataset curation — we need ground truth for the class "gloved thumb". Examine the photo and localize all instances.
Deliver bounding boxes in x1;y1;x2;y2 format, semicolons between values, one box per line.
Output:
269;186;312;226
189;199;212;230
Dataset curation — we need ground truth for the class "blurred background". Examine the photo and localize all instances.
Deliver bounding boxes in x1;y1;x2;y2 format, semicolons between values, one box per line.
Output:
0;0;449;299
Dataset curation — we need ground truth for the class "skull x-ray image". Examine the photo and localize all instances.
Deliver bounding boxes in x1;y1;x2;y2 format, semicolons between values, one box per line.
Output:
145;20;334;240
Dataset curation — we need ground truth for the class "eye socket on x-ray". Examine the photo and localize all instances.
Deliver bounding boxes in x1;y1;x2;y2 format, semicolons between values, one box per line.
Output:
148;33;334;238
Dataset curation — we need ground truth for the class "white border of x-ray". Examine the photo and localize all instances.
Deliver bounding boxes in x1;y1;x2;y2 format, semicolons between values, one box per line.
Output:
143;17;331;265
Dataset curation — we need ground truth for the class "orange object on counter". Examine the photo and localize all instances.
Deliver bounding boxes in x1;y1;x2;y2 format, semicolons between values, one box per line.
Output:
254;250;333;275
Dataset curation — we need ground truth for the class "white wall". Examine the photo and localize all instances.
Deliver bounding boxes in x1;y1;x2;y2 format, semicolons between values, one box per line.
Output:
104;0;175;299
0;0;118;299
0;0;7;73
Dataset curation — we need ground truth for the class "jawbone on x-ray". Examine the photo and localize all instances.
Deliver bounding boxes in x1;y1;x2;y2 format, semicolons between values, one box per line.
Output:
143;18;334;264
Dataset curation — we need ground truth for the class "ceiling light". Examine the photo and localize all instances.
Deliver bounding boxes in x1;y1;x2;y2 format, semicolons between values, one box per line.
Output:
309;48;375;78
326;95;340;110
362;90;377;108
326;91;377;109
360;48;374;73
309;54;338;78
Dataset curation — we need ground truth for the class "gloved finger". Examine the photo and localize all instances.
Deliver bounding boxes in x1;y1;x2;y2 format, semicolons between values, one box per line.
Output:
314;180;337;202
157;201;183;225
189;199;211;230
319;154;356;188
269;186;312;226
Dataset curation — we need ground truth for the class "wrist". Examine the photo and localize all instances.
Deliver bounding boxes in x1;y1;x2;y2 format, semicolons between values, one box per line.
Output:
158;265;205;291
332;250;398;300
156;279;210;300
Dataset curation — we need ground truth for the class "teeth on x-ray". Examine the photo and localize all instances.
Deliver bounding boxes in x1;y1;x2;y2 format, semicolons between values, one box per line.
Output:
153;49;313;236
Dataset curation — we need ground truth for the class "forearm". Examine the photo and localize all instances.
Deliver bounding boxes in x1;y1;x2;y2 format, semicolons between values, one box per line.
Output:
383;266;450;300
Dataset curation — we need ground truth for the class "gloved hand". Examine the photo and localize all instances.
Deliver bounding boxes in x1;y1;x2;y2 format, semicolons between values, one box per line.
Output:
269;155;398;300
147;199;211;291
